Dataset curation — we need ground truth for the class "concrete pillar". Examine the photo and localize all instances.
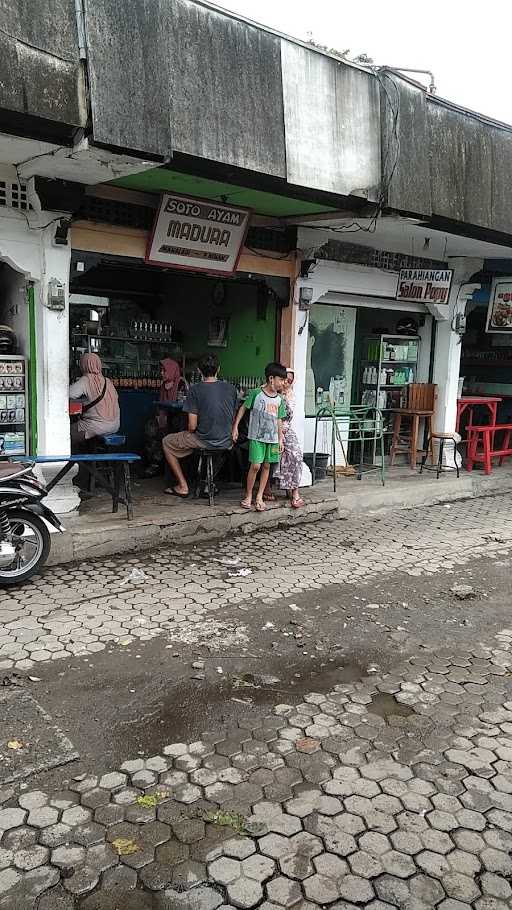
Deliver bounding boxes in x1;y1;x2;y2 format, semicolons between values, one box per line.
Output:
431;258;482;434
36;229;80;513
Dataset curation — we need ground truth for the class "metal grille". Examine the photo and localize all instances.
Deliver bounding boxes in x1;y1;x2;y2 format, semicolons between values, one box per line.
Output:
0;179;30;211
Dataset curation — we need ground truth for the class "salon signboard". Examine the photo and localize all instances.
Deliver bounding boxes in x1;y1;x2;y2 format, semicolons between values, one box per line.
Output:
396;268;453;305
146;192;250;274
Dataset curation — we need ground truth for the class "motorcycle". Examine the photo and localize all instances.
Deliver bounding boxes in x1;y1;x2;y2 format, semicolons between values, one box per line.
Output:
0;461;64;585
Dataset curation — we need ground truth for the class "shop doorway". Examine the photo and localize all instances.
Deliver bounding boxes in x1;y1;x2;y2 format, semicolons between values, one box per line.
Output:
69;252;288;480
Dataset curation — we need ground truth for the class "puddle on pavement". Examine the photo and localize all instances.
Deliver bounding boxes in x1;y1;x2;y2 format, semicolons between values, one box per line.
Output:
128;657;369;755
368;692;415;723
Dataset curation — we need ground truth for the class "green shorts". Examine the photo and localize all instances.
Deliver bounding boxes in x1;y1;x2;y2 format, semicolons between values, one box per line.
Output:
249;440;280;464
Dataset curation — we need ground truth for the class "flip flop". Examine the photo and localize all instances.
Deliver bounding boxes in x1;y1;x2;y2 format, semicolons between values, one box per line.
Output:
165;488;189;499
240;499;253;510
291;497;305;509
255;501;267;512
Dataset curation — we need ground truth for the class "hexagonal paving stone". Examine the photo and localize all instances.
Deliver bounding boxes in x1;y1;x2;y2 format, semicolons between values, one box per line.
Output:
172;859;207;884
427;809;459;832
313;852;348;880
259;834;292;860
447;849;481;877
0;808;26;830
374;875;410;906
139;861;173;891
222;838;256;860
173;784;202;804
287;832;323;859
381;849;416;878
409;872;446;904
338;873;375;903
241;855;275;882
303;873;341;904
61;806;92;827
99;772;128;791
227;876;264;908
420;829;454;854
1;826;37;851
390;830;423;855
480;872;512;900
480;847;512;875
172;818;205;844
209;857;242;885
12;844;49;871
51;845;87;869
81;788;111;810
348;850;383;878
279;853;313;881
416;850;451;878
358;832;390;857
94;804;125;827
18;791;48;811
39;823;73;848
63;865;100;896
442;871;481;903
265;876;302;907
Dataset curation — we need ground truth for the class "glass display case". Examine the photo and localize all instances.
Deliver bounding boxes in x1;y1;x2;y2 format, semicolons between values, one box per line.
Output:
359;334;420;453
0;355;29;455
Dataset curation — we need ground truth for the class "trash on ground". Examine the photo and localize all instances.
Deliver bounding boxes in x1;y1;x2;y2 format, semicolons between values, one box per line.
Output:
1;673;25;687
366;603;381;610
121;567;148;585
227;568;252;577
7;740;24;750
111;836;139;856
451;583;476;599
216;556;241;566
192;661;205;670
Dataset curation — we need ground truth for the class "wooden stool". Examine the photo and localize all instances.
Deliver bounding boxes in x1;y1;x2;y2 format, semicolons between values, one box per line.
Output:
390;383;437;469
390;411;434;468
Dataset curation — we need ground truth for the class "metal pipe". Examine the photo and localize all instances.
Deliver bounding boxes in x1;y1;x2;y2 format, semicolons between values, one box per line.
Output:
386;67;437;94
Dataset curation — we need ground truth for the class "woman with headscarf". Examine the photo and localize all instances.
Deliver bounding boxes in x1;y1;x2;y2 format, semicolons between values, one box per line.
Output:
144;358;187;476
69;353;120;450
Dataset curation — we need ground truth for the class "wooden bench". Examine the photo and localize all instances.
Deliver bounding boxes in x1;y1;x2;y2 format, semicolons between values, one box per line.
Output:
466;424;512;475
15;454;141;520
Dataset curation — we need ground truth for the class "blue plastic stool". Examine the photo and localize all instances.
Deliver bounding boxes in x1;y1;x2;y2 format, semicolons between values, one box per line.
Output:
101;434;126;448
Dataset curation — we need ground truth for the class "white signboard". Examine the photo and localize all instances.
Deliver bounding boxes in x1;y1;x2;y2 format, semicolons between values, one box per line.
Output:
396;268;453;305
146;193;250;275
486;278;512;333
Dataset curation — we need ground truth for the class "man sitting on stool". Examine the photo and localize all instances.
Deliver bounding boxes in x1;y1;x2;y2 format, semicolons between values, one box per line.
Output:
162;353;237;499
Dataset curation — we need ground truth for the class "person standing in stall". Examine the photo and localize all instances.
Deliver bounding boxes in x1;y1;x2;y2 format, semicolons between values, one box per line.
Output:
275;368;305;508
144;358;187;476
232;362;287;512
69;353;120;450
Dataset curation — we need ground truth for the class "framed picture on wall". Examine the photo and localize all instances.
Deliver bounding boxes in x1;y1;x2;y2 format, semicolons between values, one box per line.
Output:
208;316;229;347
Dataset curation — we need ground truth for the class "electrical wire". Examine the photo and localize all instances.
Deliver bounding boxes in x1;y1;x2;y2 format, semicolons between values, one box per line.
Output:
303;67;401;247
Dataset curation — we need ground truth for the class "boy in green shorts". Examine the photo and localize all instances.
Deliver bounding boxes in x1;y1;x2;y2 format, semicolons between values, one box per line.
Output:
232;362;288;511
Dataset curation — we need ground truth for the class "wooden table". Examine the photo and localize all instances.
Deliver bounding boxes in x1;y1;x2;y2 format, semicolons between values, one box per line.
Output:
456;396;502;434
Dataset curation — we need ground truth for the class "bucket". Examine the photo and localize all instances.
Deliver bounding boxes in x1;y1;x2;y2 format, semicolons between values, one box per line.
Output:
303;452;329;480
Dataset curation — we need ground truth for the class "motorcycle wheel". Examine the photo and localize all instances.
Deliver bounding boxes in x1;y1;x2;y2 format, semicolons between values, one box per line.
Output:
0;510;51;586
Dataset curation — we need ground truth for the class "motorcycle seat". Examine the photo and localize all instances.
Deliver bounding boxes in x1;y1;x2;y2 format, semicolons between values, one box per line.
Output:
0;461;32;480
